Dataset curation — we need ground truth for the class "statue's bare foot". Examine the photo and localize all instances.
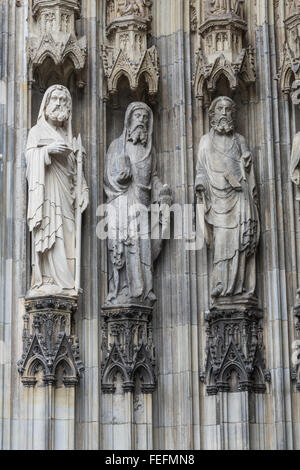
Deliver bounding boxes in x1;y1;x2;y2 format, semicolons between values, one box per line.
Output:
211;284;223;299
106;293;116;303
147;291;157;303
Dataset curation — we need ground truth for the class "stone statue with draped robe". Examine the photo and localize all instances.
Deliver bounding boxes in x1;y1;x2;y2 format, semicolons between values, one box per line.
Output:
291;130;300;301
208;0;244;16
104;102;171;307
195;96;260;308
26;85;89;298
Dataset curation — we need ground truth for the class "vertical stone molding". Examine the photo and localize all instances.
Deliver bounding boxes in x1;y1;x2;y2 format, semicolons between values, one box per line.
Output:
101;305;155;393
102;0;160;101
28;0;87;89
192;0;255;102
18;296;84;387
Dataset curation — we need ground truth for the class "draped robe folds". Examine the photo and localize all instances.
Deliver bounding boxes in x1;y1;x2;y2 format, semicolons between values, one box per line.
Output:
26;120;86;296
196;130;260;300
104;107;163;306
291;132;300;186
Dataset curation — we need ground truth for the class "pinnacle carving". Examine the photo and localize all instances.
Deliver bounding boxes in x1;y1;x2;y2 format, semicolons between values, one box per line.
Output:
28;0;86;89
192;0;255;101
102;0;159;101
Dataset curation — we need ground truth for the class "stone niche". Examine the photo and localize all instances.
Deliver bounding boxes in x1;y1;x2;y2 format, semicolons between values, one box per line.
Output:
102;0;160;102
193;0;255;102
28;0;86;90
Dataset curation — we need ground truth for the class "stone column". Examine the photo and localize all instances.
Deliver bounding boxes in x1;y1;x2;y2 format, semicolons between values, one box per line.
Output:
0;0;29;450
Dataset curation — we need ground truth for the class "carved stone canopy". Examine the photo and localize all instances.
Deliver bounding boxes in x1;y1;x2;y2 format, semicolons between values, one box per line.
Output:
279;4;300;97
102;0;159;101
32;0;81;19
28;0;86;89
193;3;255;101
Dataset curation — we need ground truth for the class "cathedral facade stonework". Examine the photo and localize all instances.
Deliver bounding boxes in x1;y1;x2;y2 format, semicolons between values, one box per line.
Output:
1;0;300;450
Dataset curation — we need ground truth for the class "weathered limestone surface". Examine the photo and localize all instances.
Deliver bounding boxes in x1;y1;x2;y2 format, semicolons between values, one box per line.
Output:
2;0;300;450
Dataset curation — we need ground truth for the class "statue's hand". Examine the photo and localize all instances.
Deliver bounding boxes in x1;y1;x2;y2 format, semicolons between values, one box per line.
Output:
159;184;172;206
80;189;89;214
242;151;252;172
196;184;205;203
47;142;72;158
117;168;131;185
196;182;206;193
195;175;207;195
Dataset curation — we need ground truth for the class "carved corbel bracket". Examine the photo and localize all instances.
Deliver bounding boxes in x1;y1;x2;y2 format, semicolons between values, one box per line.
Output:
28;0;86;89
201;307;270;395
18;296;84;387
101;305;156;394
192;1;255;102
102;0;159;101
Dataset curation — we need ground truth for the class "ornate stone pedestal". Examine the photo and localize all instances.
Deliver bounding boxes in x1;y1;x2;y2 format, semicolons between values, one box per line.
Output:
202;303;270;395
18;296;84;387
101;305;155;393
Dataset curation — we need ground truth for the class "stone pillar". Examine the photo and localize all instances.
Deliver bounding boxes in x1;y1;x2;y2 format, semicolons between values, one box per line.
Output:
101;305;155;449
17;296;84;449
0;0;29;450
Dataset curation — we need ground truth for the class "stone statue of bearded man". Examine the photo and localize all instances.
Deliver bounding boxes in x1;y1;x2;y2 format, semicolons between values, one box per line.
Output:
104;102;171;307
26;85;89;298
195;96;260;308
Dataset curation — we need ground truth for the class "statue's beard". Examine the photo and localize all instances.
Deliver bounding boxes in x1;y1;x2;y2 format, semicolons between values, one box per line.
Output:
211;116;235;134
46;104;70;125
127;125;148;146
